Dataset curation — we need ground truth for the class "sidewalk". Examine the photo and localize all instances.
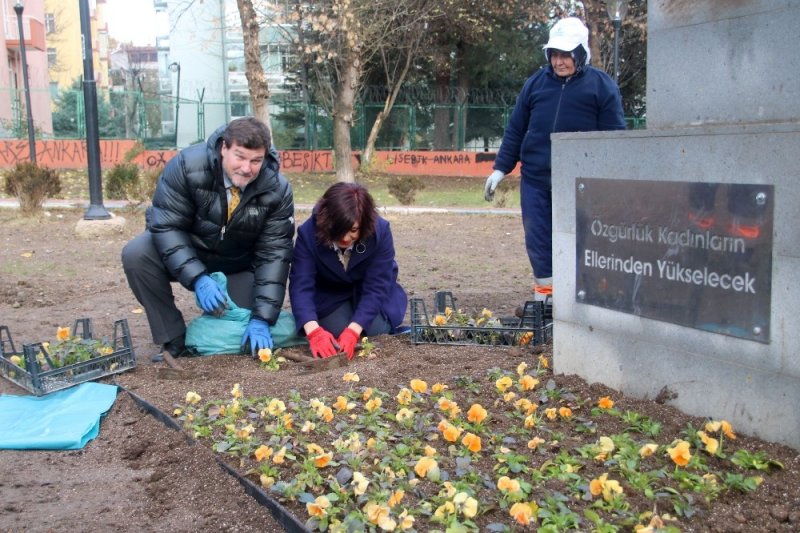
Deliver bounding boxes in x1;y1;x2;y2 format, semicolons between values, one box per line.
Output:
0;197;520;216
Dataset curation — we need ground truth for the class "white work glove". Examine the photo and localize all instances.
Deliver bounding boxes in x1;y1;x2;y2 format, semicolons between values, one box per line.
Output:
484;170;505;202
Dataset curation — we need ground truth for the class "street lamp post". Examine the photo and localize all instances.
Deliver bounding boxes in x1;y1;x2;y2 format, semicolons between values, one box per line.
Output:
605;0;629;84
169;62;181;147
13;1;36;164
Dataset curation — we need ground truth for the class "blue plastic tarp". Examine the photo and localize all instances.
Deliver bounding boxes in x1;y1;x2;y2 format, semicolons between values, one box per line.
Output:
0;382;118;450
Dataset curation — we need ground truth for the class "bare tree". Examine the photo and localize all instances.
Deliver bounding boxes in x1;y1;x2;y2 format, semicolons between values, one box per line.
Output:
292;0;440;182
236;0;272;129
359;0;437;170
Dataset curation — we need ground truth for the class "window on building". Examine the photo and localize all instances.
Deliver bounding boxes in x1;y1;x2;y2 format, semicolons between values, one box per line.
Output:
47;48;57;67
45;13;56;34
49;82;59;99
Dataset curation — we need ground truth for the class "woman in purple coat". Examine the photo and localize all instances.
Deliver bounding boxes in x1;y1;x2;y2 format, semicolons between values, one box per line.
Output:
289;182;407;359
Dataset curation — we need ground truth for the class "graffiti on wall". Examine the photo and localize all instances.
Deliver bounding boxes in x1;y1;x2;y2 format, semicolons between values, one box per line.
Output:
0;140;516;178
0;139;137;168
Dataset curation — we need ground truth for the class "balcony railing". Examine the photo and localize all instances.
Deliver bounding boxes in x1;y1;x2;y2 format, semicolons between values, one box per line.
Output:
5;14;46;52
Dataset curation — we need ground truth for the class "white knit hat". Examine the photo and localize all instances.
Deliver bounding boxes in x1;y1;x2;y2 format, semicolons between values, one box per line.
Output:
543;17;591;64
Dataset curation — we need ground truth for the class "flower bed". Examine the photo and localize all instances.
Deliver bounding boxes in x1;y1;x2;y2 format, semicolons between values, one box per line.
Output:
172;351;783;532
0;318;136;395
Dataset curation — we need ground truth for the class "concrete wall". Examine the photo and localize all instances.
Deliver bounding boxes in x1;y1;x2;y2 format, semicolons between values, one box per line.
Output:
551;124;800;449
648;1;800;127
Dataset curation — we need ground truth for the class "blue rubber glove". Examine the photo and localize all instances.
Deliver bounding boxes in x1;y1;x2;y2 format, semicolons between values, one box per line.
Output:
241;317;273;356
194;274;227;315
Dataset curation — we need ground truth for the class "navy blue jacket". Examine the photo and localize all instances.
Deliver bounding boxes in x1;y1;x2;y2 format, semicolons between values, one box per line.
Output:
289;213;407;332
493;65;625;187
146;125;294;324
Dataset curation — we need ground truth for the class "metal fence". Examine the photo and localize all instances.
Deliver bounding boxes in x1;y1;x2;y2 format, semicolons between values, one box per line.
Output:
1;88;645;150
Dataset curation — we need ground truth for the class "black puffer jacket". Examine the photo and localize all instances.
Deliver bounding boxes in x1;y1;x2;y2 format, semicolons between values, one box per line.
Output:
146;125;294;324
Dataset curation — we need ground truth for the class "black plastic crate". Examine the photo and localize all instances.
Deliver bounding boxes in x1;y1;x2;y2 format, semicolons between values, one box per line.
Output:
0;318;136;396
410;291;552;347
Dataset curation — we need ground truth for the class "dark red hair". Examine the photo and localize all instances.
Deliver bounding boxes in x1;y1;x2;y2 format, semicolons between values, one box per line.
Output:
315;182;377;245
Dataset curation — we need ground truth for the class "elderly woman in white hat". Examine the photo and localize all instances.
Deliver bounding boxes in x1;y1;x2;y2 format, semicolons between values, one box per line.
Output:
484;17;626;303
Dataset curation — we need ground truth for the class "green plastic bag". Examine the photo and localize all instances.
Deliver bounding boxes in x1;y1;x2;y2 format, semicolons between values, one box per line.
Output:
185;272;307;355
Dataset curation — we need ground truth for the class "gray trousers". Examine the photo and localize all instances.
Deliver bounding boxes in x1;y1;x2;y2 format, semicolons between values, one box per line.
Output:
121;231;254;345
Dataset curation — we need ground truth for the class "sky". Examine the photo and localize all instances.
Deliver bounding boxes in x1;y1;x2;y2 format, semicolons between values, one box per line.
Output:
104;0;162;46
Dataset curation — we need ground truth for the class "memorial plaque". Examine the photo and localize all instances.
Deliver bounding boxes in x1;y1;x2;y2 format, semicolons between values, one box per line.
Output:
575;179;773;343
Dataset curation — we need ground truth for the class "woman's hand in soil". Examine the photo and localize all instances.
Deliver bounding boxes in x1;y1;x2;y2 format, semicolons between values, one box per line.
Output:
337;327;360;360
307;327;339;358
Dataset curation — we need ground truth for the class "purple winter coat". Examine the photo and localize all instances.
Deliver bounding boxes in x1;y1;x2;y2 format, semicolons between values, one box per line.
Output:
289;213;407;332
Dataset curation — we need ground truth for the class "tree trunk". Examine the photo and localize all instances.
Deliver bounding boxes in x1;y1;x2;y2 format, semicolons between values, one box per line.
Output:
236;0;271;130
333;58;359;183
433;72;451;150
360;45;416;170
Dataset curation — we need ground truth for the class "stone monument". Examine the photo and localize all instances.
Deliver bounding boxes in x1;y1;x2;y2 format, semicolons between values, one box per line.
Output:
550;0;800;449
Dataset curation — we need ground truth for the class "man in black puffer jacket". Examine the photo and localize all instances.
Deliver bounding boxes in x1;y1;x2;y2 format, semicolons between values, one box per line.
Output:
122;117;294;365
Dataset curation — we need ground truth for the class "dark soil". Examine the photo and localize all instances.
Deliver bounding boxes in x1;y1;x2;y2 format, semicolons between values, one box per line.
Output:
0;198;798;532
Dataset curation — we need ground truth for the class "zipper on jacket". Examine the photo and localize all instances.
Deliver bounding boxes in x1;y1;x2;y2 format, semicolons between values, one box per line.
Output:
221;225;226;241
552;81;568;132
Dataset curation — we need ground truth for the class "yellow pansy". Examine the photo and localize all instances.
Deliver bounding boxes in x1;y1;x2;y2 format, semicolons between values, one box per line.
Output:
467;403;487;424
352;471;369;496
509;502;536;525
307;495;330;518
388;490;405;507
598;396;614;409
594;436;615;461
409;379;427;393
454;491;478;518
434;501;455;519
343;372;360;382
254;445;273;462
414;456;439;479
56;326;70;341
364;502;391;526
258;348;272;362
516;362;528;376
639;443;659;458
698;431;719;455
432;314;447;326
185;391;202;405
396;388;412;405
314;451;333;468
558;406;573;418
363;387;374;400
462;432;481;453
231;383;242;399
527;436;545;449
272;446;287;464
333;395;354;411
431;382;448;394
267;398;286;416
495;376;513;392
395;408;414;422
538;354;549;368
398;510;414;530
497;476;521;494
667;440;692;467
519;375;539;391
545;407;557;420
365;397;382;412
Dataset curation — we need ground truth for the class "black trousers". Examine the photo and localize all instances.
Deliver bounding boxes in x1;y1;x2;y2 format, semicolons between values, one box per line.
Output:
121;231;254;345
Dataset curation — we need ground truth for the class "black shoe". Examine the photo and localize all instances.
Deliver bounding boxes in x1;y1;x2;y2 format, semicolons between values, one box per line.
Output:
150;341;199;362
